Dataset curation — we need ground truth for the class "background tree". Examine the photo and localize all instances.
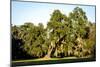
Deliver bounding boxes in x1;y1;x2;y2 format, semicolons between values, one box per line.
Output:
67;7;95;57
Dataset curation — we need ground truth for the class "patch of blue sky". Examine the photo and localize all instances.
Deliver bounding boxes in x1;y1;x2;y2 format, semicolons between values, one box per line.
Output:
12;1;95;27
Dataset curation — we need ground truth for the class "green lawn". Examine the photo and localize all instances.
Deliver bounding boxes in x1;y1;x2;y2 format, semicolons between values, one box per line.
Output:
12;56;90;63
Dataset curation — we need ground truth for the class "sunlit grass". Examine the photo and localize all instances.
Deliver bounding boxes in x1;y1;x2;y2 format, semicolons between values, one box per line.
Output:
12;56;91;63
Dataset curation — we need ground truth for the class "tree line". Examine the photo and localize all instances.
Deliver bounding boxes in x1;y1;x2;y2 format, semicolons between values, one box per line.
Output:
12;7;96;60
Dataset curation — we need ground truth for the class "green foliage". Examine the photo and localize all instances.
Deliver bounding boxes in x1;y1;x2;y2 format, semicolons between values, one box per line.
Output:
12;7;96;59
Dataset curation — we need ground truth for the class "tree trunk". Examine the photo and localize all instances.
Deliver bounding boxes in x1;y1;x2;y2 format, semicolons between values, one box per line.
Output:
45;47;53;58
44;34;66;59
44;41;54;59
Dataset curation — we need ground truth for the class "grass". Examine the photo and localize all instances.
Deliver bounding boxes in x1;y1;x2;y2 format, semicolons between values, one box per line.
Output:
12;56;90;63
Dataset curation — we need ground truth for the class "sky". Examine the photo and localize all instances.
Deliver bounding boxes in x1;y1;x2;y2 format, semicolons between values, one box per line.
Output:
12;1;95;27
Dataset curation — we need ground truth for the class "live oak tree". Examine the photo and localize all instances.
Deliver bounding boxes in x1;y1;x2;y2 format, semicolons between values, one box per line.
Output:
45;10;69;58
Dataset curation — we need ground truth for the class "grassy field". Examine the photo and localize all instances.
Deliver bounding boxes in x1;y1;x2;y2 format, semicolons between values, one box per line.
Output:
12;56;95;67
